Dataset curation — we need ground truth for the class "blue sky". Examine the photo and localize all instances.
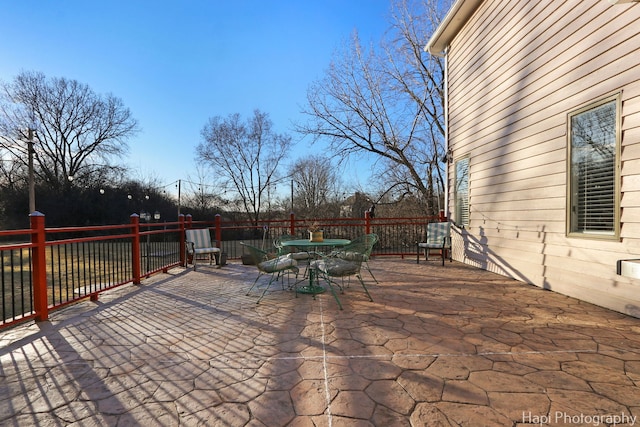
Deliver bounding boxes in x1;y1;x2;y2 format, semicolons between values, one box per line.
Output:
0;1;392;196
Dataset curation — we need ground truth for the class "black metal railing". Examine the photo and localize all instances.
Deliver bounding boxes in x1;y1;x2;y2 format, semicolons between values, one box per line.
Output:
1;212;444;329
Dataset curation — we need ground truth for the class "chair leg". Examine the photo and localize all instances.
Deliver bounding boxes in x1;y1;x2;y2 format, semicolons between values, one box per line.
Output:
357;274;374;302
324;277;344;310
246;274;262;296
364;261;378;283
301;260;311;280
256;274;278;304
251;272;291;304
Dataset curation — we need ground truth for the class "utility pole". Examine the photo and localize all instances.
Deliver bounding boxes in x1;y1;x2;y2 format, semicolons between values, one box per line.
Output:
177;179;182;217
28;128;35;213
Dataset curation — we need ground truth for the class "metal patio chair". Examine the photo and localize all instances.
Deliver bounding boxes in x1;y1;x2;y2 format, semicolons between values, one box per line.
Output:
274;234;313;261
274;233;315;277
348;233;379;283
311;242;373;310
241;242;299;304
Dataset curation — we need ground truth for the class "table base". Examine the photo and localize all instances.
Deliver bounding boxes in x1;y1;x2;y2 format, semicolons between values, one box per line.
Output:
297;284;326;294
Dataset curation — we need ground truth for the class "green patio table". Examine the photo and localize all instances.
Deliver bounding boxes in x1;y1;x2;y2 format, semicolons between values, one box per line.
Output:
281;238;351;294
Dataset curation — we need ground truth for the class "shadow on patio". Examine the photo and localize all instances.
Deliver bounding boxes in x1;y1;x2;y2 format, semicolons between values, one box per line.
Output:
1;258;639;426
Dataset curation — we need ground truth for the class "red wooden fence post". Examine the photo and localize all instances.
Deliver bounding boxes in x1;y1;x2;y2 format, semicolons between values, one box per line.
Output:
178;214;186;267
364;210;371;235
439;209;446;222
30;212;48;322
215;214;222;247
131;214;142;285
290;212;295;235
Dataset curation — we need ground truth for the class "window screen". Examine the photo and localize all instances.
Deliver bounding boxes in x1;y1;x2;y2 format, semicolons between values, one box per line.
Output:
568;98;618;237
455;157;469;226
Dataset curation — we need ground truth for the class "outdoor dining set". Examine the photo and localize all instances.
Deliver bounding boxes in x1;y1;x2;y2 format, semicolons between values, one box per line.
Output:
185;221;451;310
240;234;378;310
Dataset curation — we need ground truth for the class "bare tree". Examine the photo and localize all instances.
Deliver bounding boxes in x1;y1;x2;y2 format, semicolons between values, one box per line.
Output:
197;109;292;224
297;0;451;215
0;71;138;193
182;166;223;215
288;155;343;218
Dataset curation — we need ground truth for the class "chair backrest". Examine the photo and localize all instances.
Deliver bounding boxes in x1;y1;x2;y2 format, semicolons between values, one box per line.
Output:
240;242;268;264
185;229;213;249
274;234;311;259
426;222;450;245
274;234;296;252
350;233;378;257
323;242;368;276
332;242;368;263
277;234;297;243
241;242;297;274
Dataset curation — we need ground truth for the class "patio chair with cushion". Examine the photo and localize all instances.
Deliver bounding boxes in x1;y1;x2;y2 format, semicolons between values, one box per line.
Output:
274;233;316;277
348;233;379;283
185;229;221;271
311;242;373;310
416;221;452;266
241;242;299;304
274;234;312;261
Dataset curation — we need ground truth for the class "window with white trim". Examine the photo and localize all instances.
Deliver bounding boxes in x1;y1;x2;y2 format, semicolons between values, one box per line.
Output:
567;95;620;238
454;157;469;227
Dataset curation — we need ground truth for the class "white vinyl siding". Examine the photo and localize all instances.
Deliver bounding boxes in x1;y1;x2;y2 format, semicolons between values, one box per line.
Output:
442;0;640;316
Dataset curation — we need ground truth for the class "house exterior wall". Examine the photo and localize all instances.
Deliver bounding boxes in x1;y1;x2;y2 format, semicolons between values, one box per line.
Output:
444;0;640;316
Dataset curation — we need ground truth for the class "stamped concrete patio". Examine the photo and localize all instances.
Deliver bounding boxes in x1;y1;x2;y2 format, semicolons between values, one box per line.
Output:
1;258;640;426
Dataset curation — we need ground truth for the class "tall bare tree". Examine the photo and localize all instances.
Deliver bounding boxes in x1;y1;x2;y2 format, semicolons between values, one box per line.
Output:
0;71;138;193
288;155;343;218
297;0;451;215
197;109;292;224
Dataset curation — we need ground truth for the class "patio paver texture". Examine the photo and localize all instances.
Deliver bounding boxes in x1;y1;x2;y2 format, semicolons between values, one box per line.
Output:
1;258;640;426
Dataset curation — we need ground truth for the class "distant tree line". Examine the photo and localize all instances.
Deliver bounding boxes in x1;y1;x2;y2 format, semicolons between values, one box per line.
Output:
0;72;202;228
